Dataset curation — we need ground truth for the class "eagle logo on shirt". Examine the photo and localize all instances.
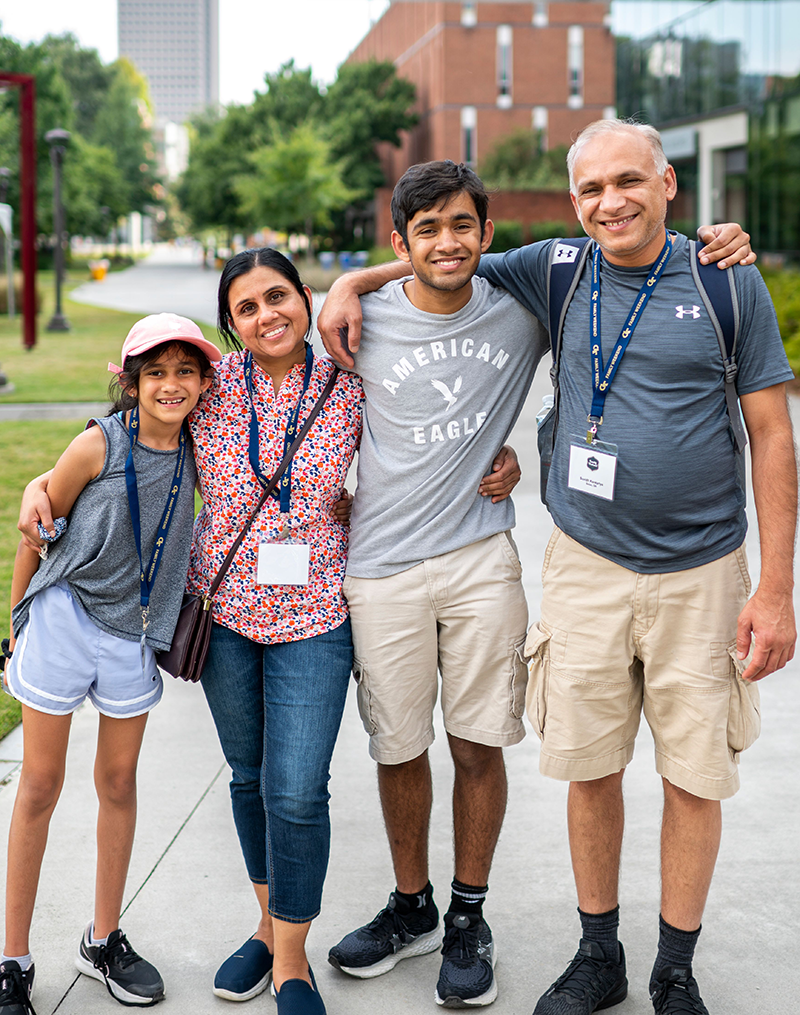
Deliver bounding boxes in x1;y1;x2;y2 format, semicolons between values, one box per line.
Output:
431;377;462;410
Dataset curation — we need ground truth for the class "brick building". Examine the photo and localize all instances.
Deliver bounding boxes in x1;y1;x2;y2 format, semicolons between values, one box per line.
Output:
347;0;615;244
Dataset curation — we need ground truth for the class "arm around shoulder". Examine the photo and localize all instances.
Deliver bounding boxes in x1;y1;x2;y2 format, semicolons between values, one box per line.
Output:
317;261;408;366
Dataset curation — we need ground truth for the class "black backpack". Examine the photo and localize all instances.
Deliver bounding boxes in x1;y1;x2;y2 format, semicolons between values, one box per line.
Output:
537;236;746;504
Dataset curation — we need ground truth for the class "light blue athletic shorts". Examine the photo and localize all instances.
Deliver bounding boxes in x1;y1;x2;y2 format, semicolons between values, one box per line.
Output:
6;583;163;718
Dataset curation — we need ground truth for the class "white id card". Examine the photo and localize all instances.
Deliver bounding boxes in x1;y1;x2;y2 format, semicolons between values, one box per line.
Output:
257;542;310;585
568;438;618;501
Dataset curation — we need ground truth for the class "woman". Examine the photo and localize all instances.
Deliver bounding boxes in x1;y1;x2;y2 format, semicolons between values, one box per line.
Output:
188;248;361;1015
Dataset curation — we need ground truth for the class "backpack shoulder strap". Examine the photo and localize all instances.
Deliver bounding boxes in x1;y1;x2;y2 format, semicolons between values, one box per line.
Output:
547;237;593;381
689;239;747;453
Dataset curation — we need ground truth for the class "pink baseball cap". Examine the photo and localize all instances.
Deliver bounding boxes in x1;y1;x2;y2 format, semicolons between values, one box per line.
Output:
108;313;223;374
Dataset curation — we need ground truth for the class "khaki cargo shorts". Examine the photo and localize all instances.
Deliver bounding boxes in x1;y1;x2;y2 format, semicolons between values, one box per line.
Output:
343;532;529;764
525;528;760;800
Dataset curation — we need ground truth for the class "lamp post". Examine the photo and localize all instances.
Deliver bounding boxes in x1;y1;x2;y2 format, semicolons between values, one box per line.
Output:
45;128;70;332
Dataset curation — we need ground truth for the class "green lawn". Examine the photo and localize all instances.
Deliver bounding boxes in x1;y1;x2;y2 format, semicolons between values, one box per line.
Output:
0;271;219;404
0;421;88;738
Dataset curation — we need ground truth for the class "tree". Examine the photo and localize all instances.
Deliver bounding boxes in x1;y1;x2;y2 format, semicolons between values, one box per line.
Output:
177;59;418;247
36;32;113;138
0;33;160;236
92;59;159;214
325;61;418;200
235;121;357;255
176;105;259;240
479;130;569;191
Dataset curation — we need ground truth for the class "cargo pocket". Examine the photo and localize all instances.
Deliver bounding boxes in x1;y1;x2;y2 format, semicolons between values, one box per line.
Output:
509;637;529;719
351;657;378;736
726;643;761;757
524;623;551;740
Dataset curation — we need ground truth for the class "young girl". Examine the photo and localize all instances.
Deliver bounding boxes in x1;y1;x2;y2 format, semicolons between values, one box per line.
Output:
0;314;221;1012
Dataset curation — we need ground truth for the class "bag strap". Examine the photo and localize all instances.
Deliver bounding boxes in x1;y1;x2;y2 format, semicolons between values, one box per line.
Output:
689;239;747;454
206;365;340;600
546;237;593;373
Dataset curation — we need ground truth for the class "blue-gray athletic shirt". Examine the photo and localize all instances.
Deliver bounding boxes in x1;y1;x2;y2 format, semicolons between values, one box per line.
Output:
478;233;793;573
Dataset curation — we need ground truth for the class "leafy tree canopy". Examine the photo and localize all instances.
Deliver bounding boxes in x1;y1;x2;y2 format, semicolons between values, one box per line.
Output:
0;29;160;234
480;130;569;191
235;121;357;246
178;59;417;244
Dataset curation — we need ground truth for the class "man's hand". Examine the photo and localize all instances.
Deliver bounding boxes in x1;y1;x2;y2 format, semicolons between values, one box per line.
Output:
317;261;409;367
697;223;755;269
18;472;53;551
737;586;796;681
318;279;363;368
478;445;521;503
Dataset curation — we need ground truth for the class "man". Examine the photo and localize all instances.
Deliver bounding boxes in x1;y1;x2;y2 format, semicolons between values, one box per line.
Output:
473;120;797;1015
318;151;758;1011
325;160;549;1009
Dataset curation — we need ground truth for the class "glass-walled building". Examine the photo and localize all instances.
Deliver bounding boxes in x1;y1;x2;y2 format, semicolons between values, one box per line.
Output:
612;0;800;257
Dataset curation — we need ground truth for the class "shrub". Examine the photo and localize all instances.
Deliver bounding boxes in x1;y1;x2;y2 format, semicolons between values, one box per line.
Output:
759;266;800;375
488;220;524;253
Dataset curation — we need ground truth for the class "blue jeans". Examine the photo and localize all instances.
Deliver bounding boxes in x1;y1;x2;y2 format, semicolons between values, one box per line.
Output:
201;618;352;922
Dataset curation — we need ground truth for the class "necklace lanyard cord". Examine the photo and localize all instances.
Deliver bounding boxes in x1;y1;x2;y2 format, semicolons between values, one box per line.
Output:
588;231;673;437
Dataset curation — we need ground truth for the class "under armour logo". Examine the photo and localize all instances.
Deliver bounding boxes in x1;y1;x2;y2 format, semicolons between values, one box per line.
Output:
553;243;579;264
675;305;701;319
431;376;462;410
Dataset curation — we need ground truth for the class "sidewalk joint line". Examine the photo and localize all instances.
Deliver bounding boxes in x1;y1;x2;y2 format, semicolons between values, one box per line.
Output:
121;762;227;918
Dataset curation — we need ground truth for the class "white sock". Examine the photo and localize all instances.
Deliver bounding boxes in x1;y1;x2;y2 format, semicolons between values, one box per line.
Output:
1;952;33;971
89;923;108;947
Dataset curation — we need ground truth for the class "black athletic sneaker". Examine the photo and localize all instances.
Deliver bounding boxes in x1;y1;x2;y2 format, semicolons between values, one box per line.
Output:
533;939;628;1015
75;924;165;1006
650;965;710;1015
328;890;440;978
0;961;36;1015
435;912;496;1008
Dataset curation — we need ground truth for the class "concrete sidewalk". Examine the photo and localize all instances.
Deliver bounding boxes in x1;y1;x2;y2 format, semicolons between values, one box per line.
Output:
1;251;798;1014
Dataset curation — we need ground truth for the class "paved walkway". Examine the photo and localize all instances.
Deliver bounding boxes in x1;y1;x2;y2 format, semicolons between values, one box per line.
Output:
1;249;798;1013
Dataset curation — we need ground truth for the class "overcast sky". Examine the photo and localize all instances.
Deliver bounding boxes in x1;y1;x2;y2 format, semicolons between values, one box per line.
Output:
0;0;391;105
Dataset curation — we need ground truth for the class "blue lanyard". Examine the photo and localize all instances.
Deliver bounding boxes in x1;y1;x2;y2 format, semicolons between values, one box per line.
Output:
588;231;673;439
123;407;188;631
244;344;313;514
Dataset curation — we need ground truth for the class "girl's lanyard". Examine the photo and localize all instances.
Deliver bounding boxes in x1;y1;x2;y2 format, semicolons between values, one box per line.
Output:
244;344;313;528
586;230;673;443
124;407;187;669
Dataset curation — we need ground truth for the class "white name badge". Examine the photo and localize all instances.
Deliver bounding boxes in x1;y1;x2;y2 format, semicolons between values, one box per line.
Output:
257;542;310;585
568;441;618;501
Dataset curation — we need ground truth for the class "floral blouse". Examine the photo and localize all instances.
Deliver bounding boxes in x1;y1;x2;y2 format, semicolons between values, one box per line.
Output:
186;350;363;644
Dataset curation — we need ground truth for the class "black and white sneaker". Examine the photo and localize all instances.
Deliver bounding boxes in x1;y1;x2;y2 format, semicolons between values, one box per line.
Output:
650;965;710;1015
534;939;627;1015
0;961;37;1015
328;890;440;978
75;925;164;1006
435;912;497;1008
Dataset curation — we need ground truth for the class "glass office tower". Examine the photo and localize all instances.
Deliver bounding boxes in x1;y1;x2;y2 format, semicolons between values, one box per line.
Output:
612;0;800;256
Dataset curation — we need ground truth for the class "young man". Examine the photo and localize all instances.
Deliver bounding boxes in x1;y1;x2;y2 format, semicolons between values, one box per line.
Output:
326;160;549;1008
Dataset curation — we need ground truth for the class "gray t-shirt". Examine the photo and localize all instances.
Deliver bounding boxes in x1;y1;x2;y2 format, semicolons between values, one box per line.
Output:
347;276;549;578
13;414;197;651
478;233;793;573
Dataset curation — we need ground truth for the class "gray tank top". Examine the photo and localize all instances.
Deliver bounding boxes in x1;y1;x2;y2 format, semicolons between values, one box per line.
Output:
13;414;197;652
